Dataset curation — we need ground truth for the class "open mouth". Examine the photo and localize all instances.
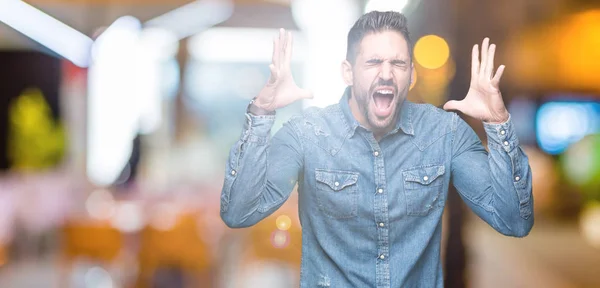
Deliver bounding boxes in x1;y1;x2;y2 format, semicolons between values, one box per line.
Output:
372;88;395;118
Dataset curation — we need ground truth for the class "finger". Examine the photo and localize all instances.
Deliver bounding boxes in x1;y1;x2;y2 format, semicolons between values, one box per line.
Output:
471;44;479;78
491;65;505;87
279;28;286;70
284;31;293;69
271;37;280;68
443;100;464;112
485;43;496;79
479;37;489;76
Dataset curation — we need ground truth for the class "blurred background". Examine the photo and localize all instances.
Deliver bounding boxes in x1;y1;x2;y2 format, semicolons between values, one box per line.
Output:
0;0;599;287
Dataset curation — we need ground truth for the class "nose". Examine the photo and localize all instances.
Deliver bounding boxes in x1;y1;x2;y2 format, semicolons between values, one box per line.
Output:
380;62;393;81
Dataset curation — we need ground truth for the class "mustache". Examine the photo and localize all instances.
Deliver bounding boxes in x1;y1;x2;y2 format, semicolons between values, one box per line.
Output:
371;78;398;93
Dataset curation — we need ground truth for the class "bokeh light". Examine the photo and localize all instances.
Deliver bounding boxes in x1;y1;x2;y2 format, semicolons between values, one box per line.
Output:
270;230;290;249
276;215;292;231
86;189;116;220
149;203;179;231
557;10;600;91
580;202;600;249
84;266;114;288
562;134;600;199
536;101;600;155
414;35;450;70
110;202;144;233
523;146;559;214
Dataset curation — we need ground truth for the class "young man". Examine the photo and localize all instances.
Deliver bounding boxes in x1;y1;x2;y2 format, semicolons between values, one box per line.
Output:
220;11;533;288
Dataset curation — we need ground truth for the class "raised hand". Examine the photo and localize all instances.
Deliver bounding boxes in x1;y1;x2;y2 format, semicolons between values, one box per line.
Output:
443;38;509;124
254;29;313;111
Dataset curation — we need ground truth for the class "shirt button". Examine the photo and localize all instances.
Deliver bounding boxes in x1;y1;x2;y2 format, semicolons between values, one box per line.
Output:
334;181;340;187
503;141;509;146
515;176;520;181
379;222;384;227
379;254;385;260
500;130;506;135
231;170;237;176
373;151;380;157
377;188;383;194
423;176;429;181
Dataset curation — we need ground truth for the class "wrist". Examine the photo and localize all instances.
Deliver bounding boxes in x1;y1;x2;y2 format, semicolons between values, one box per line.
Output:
248;97;276;116
484;113;510;125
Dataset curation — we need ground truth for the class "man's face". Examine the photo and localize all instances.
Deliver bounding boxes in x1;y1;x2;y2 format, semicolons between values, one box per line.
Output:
349;31;412;132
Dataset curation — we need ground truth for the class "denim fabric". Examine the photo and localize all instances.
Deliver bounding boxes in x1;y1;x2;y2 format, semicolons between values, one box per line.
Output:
221;88;534;287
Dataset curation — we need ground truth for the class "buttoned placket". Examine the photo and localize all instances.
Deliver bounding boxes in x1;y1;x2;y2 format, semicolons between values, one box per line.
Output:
361;131;391;288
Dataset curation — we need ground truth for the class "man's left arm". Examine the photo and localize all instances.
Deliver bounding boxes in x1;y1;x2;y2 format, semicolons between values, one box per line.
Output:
443;37;534;237
450;113;533;237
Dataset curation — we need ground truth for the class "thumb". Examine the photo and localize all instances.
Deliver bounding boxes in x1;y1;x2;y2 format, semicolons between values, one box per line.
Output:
301;90;314;99
443;100;464;112
268;64;278;84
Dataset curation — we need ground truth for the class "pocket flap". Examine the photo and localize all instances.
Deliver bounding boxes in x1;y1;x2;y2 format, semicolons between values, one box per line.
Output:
403;165;445;185
315;169;359;191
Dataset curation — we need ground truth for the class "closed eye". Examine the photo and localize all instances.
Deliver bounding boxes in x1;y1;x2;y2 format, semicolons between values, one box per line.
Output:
366;59;384;65
391;60;407;67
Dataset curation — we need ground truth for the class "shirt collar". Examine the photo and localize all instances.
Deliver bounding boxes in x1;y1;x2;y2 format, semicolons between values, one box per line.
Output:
338;86;415;137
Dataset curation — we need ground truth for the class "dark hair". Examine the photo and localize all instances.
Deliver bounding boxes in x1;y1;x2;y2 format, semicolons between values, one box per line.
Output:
346;11;412;65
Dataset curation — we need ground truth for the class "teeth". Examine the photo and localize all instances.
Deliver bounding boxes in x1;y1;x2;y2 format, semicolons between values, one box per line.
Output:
377;90;393;95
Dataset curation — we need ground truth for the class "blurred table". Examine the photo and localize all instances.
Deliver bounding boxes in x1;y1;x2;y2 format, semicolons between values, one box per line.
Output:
466;218;600;288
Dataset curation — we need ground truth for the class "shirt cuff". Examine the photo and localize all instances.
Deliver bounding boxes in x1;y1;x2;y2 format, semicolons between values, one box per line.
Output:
483;114;519;152
242;113;276;144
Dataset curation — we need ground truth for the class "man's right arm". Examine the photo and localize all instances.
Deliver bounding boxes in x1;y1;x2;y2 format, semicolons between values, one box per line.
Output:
220;112;303;228
220;28;310;228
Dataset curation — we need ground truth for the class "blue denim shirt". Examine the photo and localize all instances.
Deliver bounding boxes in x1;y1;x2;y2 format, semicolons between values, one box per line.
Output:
221;88;534;288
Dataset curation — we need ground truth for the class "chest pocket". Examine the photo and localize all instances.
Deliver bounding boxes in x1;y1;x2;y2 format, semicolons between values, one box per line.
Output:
315;169;359;219
402;164;446;216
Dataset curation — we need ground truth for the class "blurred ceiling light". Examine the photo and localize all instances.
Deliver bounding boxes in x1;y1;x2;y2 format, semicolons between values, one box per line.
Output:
292;0;358;31
414;35;450;70
87;16;143;187
0;0;93;67
365;0;410;13
291;0;360;108
145;0;234;40
92;15;141;62
188;27;306;62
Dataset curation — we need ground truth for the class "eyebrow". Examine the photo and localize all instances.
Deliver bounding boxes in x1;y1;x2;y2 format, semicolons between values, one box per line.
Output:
390;59;407;65
365;58;408;65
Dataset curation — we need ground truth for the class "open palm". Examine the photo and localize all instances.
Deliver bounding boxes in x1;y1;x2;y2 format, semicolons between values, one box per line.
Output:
443;38;509;124
255;29;312;111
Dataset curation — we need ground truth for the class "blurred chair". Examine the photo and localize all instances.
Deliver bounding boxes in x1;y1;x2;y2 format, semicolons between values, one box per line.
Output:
60;219;124;286
0;242;6;268
233;209;301;288
136;212;215;288
246;214;301;267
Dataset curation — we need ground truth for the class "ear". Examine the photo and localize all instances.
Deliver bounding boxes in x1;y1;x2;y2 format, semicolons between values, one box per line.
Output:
409;62;415;86
341;60;353;86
